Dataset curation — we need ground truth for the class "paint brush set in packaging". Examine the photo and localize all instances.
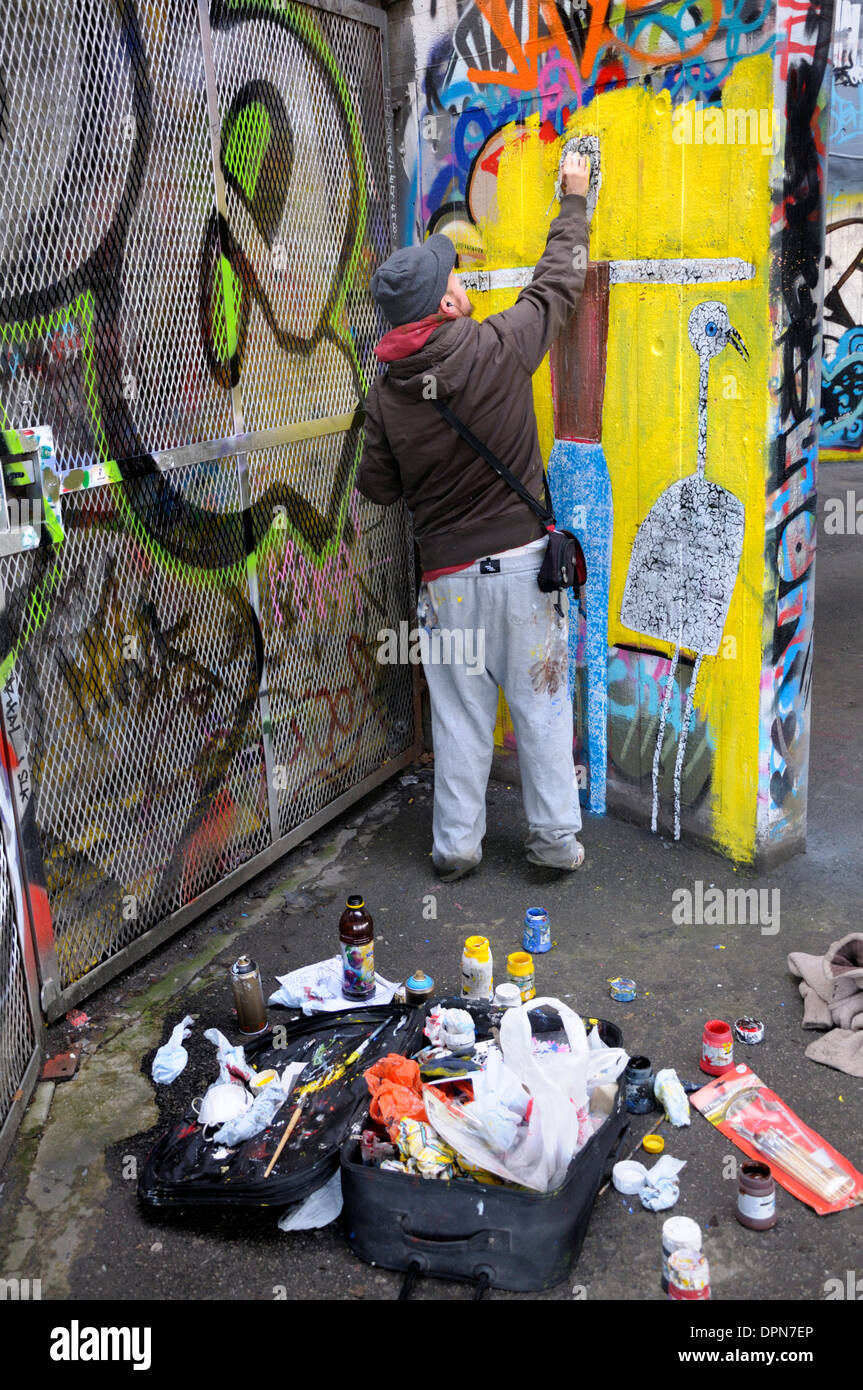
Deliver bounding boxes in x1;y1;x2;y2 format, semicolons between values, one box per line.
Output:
692;1064;863;1215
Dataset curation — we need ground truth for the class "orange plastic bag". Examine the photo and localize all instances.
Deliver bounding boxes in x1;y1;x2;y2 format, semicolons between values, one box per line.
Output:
364;1053;427;1141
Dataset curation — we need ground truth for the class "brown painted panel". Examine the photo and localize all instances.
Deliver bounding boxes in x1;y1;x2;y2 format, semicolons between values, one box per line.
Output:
551;261;610;443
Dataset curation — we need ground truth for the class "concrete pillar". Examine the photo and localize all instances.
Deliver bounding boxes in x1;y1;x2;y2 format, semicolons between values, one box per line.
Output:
385;0;835;864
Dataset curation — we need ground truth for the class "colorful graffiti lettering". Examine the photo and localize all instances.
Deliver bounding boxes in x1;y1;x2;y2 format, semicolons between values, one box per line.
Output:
0;0;413;998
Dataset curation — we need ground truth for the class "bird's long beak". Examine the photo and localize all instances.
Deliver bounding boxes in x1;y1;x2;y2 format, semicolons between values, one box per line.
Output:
728;325;749;362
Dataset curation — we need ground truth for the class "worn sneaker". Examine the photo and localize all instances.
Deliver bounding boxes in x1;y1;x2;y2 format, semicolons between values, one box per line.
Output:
526;839;585;871
434;858;481;883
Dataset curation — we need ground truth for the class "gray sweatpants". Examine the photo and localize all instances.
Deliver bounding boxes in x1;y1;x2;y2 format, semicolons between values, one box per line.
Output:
418;546;582;873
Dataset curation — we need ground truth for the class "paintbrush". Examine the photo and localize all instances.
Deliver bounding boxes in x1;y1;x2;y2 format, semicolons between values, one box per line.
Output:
296;1016;390;1097
264;1100;304;1178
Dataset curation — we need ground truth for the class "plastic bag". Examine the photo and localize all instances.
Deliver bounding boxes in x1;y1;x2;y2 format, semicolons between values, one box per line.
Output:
151;1015;194;1085
469;1048;530;1151
584;1025;629;1093
499;997;590;1190
423;1083;549;1191
422;1001;593;1193
277;1170;343;1231
203;1028;253;1085
364;1053;426;1141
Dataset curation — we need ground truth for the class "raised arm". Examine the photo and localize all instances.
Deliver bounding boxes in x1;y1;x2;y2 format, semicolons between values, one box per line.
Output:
483;151;591;376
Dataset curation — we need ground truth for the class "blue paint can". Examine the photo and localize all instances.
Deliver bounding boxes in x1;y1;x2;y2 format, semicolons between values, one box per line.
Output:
523;907;551;954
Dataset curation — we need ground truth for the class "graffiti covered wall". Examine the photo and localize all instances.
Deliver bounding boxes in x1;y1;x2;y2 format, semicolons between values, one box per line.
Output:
821;0;863;459
388;0;833;861
0;0;417;1015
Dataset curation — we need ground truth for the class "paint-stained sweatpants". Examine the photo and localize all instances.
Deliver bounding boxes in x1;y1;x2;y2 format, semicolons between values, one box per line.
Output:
418;544;582;873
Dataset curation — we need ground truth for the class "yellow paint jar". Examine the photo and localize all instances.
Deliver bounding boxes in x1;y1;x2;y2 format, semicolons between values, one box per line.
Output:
507;951;536;1002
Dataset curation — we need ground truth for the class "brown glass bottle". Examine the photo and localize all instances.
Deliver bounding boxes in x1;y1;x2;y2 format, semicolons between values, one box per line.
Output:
339;895;375;1000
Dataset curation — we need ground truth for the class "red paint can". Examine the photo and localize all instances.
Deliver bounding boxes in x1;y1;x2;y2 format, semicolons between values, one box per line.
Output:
700;1018;734;1075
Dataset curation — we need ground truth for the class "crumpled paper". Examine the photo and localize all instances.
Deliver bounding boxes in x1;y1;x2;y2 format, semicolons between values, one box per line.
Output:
268;957;397;1014
654;1068;691;1127
639;1155;687;1211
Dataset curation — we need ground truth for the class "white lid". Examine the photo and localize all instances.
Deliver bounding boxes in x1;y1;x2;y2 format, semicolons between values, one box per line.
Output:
662;1216;703;1251
612;1160;648;1194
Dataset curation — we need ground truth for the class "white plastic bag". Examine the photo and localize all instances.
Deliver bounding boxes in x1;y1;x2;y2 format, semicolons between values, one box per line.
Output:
203;1027;253;1085
584;1024;629;1093
423;1084;549;1191
424;998;599;1193
499;997;590;1190
151;1014;194;1085
277;1171;343;1231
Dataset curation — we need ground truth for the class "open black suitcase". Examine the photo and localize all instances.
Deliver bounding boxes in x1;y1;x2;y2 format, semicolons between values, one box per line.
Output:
341;1006;629;1294
138;1003;426;1210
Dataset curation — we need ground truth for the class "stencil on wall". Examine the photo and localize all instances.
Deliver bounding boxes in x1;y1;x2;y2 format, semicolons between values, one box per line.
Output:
620;301;747;838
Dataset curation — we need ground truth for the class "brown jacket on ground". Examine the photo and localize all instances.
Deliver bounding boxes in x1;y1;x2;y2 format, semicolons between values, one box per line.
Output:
356;193;590;572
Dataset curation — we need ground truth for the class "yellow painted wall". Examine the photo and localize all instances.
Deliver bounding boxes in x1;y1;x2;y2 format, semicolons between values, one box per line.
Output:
469;56;774;860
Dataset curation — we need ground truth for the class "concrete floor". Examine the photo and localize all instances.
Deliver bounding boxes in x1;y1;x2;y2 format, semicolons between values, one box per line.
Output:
1;462;861;1303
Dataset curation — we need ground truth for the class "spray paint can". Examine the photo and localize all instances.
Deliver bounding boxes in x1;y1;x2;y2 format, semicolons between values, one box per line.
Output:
230;956;269;1036
461;936;493;1002
405;971;435;1006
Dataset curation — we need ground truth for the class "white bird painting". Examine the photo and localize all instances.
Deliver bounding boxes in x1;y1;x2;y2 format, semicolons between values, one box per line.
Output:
620;301;748;839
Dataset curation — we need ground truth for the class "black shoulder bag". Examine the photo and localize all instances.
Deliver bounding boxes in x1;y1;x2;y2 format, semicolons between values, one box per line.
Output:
431;398;586;599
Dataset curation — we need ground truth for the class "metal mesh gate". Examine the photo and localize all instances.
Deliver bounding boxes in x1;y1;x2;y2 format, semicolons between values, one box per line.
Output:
0;0;416;1028
0;790;40;1169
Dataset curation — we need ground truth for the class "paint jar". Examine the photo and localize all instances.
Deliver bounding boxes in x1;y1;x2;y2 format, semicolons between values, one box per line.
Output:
668;1247;711;1301
623;1056;656;1114
736;1161;777;1230
461;936;493;1002
250;1068;279;1090
405;971;435;1006
609;976;636;1002
700;1018;734;1075
734;1016;765;1045
493;983;522;1009
230;956;269;1036
523;907;551;954
661;1216;703;1293
507;951;536;1002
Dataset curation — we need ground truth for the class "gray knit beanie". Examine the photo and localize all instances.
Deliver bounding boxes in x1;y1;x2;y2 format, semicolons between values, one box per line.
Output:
371;234;456;327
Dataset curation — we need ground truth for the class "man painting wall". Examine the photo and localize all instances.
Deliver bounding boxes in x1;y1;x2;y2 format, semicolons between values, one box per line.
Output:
357;152;591;881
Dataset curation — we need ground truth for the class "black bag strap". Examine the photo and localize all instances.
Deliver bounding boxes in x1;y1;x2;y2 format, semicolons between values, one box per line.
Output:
431;398;555;530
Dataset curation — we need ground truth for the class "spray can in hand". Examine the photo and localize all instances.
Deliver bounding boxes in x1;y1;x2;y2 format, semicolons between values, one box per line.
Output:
339;895;375;1000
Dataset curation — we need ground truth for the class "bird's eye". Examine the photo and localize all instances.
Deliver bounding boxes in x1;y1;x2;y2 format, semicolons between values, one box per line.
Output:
706;322;718;335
